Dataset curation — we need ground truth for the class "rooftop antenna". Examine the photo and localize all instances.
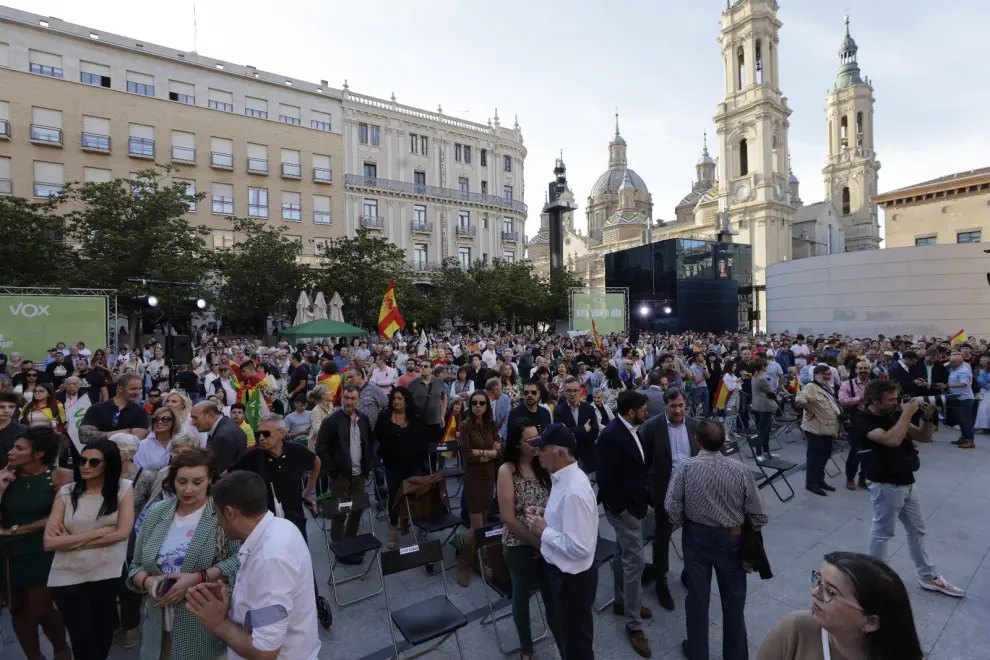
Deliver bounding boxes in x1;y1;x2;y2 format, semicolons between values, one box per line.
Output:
192;0;198;53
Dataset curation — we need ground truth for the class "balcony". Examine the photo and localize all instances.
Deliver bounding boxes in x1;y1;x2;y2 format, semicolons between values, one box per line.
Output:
30;125;63;146
314;211;332;225
281;162;301;179
247;157;269;174
456;225;477;237
407;259;442;273
81;132;111;153
171;146;195;164
359;215;385;229
0;179;11;195
313;168;332;184
128;137;155;159
211;152;233;170
411;220;434;235
501;230;520;242
344;173;528;214
0;119;9;139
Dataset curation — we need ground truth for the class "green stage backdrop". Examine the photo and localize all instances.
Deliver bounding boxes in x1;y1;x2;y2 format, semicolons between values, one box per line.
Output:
0;295;107;362
570;291;627;334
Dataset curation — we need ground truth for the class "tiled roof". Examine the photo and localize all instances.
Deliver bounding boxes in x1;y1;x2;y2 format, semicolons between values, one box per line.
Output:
874;166;990;201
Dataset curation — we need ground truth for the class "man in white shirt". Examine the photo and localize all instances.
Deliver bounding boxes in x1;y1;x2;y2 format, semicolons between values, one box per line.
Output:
526;424;599;660
187;471;321;660
790;334;810;369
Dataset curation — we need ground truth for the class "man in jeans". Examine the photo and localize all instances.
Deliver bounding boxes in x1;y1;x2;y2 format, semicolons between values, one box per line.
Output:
851;379;965;597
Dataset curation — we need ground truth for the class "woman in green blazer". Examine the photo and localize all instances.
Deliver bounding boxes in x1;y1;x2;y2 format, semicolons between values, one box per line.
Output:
127;449;241;660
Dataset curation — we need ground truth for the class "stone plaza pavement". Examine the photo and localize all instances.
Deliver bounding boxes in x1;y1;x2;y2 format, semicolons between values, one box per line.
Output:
3;423;989;659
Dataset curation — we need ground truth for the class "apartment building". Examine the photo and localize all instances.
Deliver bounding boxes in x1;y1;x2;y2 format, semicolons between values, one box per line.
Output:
342;91;528;273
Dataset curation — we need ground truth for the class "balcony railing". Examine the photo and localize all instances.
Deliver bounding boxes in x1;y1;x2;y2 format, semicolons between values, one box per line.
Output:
411;220;434;234
359;215;385;229
314;211;332;225
81;132;111;153
407;259;443;273
344;173;527;214
501;230;520;242
211;152;234;169
0;179;11;195
30;125;63;146
247;157;269;174
281;162;301;179
456;225;477;237
34;182;64;198
172;146;195;163
0;119;10;139
313;168;332;184
128;137;155;158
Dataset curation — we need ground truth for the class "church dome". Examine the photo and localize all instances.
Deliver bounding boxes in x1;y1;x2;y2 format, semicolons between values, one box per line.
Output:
590;168;649;199
603;210;648;228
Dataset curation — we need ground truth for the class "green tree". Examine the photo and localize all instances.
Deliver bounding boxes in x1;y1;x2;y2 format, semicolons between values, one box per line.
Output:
539;269;585;327
0;194;79;287
314;228;410;327
62;166;211;345
210;217;313;334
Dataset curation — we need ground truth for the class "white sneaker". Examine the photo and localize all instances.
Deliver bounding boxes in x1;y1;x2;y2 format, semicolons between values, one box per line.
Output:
768;452;780;459
920;575;965;598
756;454;767;463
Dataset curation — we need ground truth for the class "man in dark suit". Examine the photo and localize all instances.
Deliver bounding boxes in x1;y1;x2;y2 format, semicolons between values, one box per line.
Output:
597;390;654;657
190;401;247;474
637;387;700;611
886;350;919;395
642;370;666;419
508;380;553;434
553;376;600;472
911;349;949;397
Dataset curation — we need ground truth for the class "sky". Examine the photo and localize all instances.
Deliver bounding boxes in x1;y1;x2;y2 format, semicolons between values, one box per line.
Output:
10;0;990;243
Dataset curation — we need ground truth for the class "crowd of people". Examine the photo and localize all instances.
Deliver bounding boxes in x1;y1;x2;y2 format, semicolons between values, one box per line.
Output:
0;325;983;659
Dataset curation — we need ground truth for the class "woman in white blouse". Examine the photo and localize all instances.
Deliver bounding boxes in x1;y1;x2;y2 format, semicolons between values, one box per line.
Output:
721;360;741;411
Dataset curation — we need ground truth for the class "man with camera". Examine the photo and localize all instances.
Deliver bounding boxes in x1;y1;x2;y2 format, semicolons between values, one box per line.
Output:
851;379;965;598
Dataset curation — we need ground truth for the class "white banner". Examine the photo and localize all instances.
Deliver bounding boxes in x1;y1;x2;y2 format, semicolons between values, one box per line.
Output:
65;394;92;457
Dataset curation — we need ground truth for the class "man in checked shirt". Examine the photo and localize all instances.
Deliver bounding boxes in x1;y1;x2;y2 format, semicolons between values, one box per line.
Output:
665;420;768;660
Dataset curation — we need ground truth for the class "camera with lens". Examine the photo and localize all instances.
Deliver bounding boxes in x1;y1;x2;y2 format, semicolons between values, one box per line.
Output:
900;393;958;408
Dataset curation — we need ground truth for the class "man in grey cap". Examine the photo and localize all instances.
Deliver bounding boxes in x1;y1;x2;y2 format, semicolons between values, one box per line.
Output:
525;423;599;660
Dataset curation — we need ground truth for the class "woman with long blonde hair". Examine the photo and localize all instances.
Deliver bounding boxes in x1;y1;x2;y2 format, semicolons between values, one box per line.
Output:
306;384;334;452
163;390;202;445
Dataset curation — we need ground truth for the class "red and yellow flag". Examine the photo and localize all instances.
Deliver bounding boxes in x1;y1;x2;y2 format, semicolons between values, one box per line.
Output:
439;413;458;457
713;381;731;410
950;329;967;345
378;280;405;338
591;319;604;352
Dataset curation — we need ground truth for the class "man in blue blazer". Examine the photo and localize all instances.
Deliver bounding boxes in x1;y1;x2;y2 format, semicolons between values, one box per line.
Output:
553;376;600;472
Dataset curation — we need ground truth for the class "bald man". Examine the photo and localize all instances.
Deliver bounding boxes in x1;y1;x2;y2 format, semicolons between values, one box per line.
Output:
191;401;247;473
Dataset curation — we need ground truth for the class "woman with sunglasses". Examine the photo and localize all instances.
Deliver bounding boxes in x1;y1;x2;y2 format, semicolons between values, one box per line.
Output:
757;551;923;660
497;419;556;660
0;427;73;660
15;368;41;404
44;438;135;660
456;391;501;587
135;407;179;471
19;382;66;432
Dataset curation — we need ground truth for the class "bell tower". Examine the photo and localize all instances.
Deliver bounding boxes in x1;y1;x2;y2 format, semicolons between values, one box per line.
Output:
714;0;794;331
823;16;881;251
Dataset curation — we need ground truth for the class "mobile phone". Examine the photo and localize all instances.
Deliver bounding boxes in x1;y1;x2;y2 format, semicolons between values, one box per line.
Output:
158;576;177;597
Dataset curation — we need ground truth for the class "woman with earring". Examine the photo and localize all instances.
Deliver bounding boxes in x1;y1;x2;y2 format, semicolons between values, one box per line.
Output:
0;427;73;660
456;391;501;587
757;551;923;660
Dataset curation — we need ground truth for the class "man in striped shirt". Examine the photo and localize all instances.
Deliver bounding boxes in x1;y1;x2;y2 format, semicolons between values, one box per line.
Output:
665;420;768;660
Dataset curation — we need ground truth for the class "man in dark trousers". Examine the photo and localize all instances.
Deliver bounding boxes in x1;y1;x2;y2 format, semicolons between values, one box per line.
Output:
553;376;600;472
596;390;653;657
190;401;247;474
637;387;699;611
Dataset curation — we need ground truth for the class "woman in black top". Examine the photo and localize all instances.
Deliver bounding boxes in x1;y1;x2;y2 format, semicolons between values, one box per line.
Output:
376;386;429;549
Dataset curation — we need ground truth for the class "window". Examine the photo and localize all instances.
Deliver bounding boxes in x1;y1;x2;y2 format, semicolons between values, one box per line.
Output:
171;131;196;163
128;124;155;158
737;47;745;90
313;154;331;183
168;80;195;104
208;89;233;112
33;161;64;198
503;185;513;201
282;192;301;221
0;156;10;195
458;210;470;229
363;163;377;181
503;217;514;233
410;133;428;155
29;50;62;78
281;149;301;178
83;167;112;183
211;183;234;214
957;231;981;244
369;125;380;145
841;186;851;215
414;243;428;267
458;247;471;269
739;139;748;176
278;103;301;125
480;149;487;167
915;236;936;246
248;188;268;217
840;116;848;148
212;231;234;249
180;180;197;212
126;71;155;96
313;195;331;224
503;155;512;172
211;137;233;169
30;107;62;145
82;115;111;152
502;250;515;263
247;143;268;174
755;40;763;85
362;198;378;219
358;123;369;144
481;181;488;195
454;144;472;164
772;136;779;173
0;43;7;68
458;177;469;197
413;205;427;227
80;61;111;87
827;225;833;255
483;216;488;229
856;112;864;148
311;110;331;132
414;171;426;190
245;97;268;119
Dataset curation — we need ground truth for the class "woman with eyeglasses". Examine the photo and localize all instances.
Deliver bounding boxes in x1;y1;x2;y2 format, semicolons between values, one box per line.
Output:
0;427;73;660
456;391;501;587
44;438;135;660
20;382;66;432
757;551;923;660
497;419;556;660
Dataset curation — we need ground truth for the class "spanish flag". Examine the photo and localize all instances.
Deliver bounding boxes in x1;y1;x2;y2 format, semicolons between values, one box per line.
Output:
439;413;457;458
950;329;968;345
713;381;731;410
377;280;405;338
788;376;801;394
318;372;342;406
591;319;604;352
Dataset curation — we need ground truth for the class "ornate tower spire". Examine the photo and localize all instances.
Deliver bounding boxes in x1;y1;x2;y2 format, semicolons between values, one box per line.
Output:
608;113;627;168
836;15;864;89
696;131;716;184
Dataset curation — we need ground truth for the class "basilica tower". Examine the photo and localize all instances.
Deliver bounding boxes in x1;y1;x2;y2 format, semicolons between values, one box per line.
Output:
715;0;794;330
823;17;881;251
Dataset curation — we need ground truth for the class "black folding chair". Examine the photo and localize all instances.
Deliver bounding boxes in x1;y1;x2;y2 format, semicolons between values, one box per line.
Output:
405;479;463;566
382;539;468;660
475;524;549;654
742;433;797;502
428;441;465;500
592;537;619;612
318;492;385;606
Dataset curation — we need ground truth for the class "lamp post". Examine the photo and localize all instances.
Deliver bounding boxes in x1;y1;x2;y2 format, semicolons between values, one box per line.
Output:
543;155;578;284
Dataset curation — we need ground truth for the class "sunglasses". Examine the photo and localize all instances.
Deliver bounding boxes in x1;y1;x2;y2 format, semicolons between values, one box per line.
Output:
80;457;104;468
153;416;174;424
33;389;48;395
471;400;488;407
257;430;275;438
27;372;38;378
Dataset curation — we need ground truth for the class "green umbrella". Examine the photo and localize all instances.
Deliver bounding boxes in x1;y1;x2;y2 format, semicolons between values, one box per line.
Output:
282;318;368;339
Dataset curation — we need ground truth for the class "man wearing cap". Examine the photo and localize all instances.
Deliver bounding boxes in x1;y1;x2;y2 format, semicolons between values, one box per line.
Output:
525;424;599;660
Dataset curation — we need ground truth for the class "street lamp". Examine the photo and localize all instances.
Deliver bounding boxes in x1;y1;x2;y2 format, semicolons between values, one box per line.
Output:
638;304;650;317
663;306;673;315
196;298;207;310
147;295;159;307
